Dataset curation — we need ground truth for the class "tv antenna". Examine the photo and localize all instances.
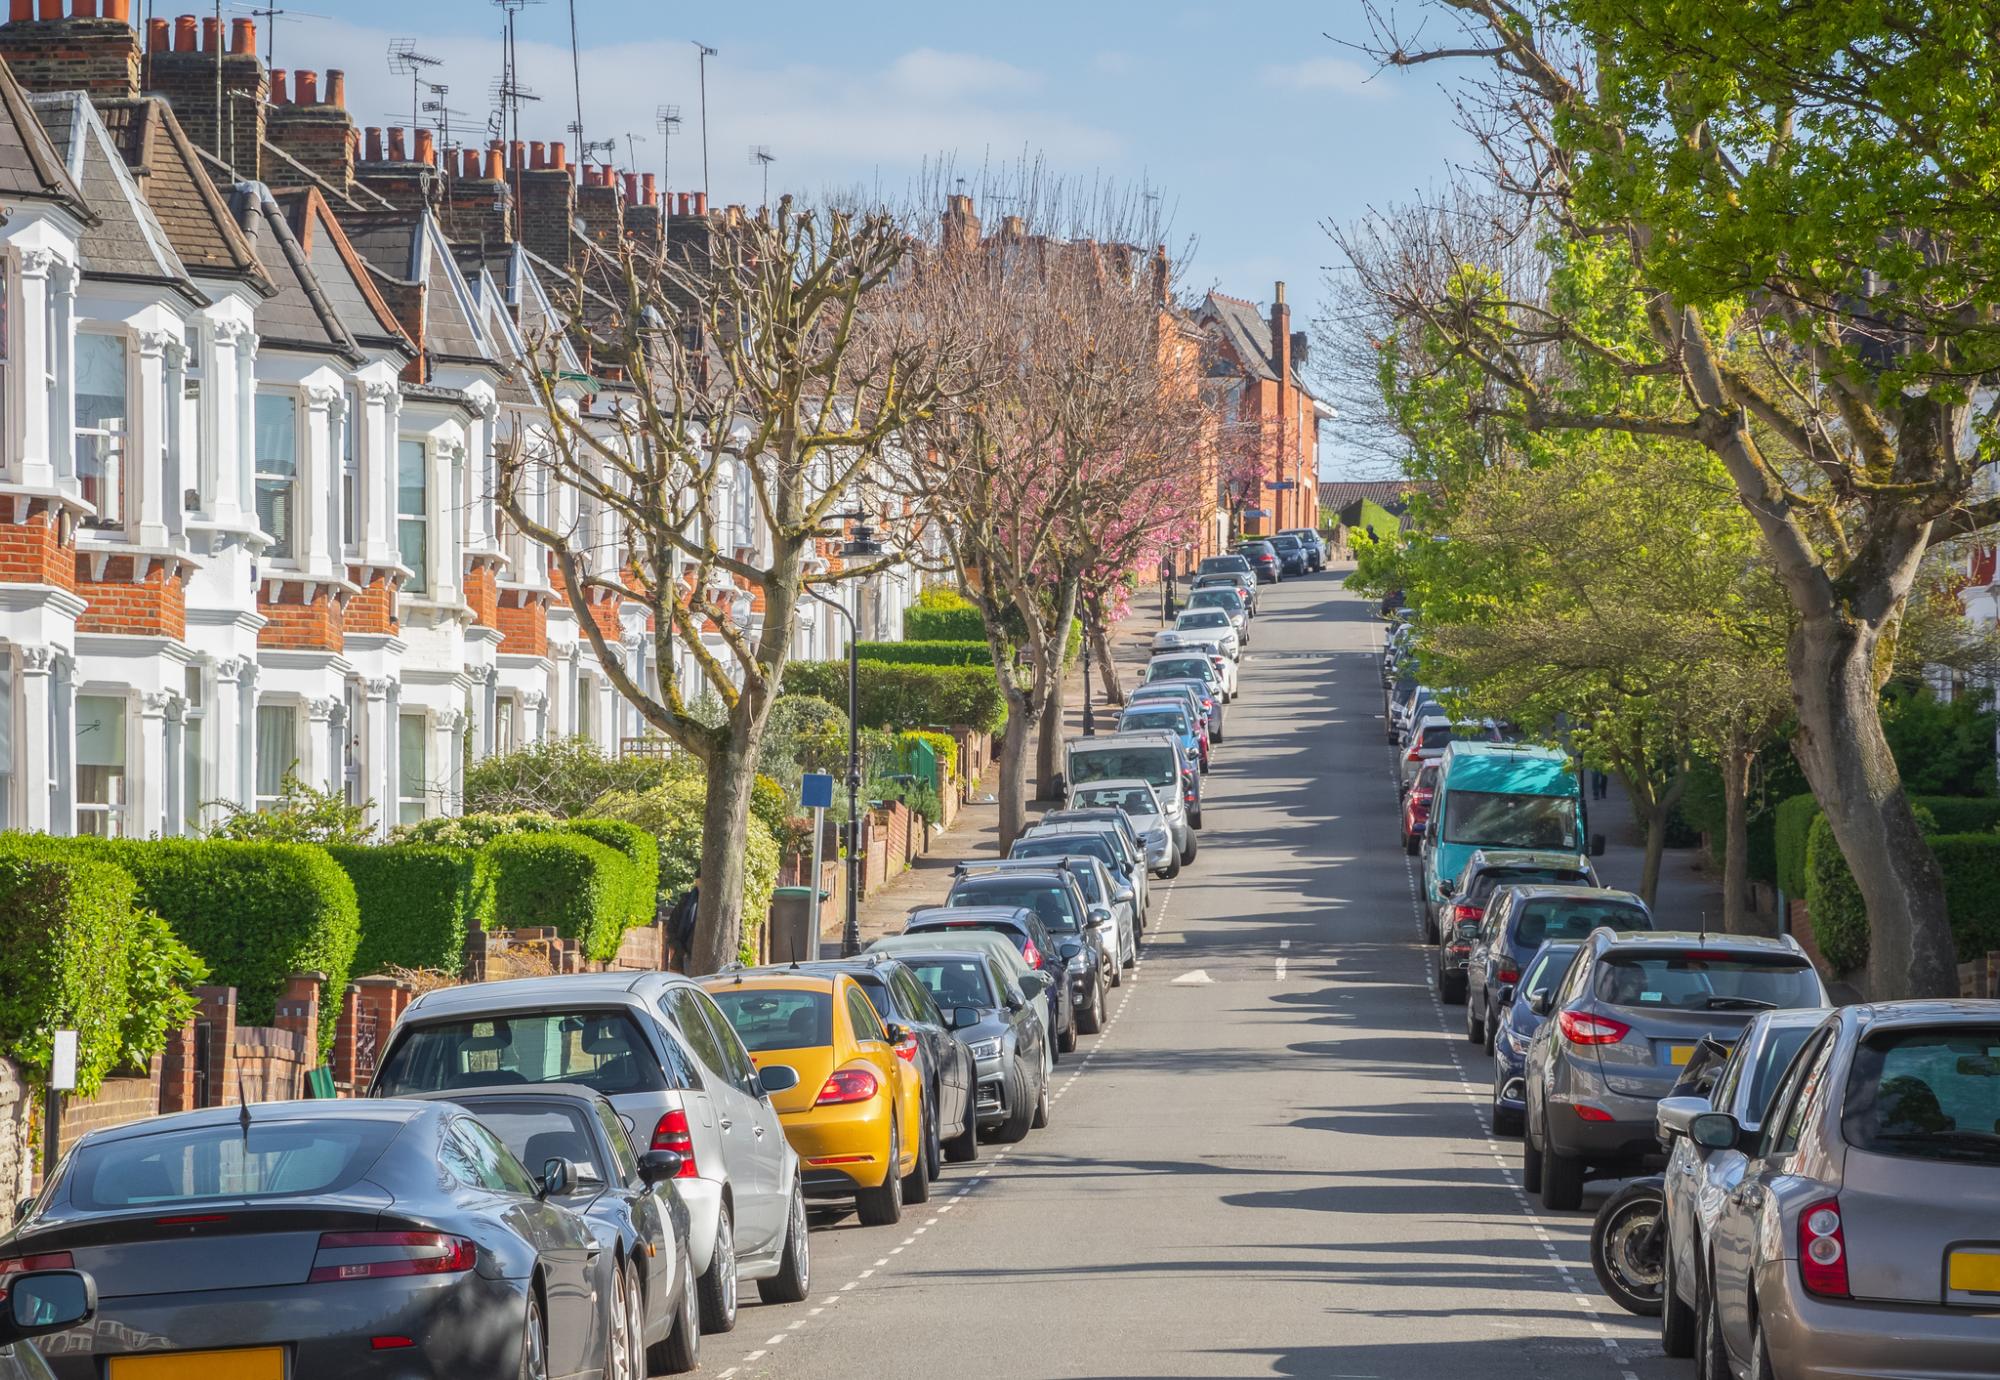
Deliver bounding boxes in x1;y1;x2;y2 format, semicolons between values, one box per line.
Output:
230;2;327;71
694;42;718;198
656;105;681;192
387;39;442;136
492;0;543;237
750;145;775;208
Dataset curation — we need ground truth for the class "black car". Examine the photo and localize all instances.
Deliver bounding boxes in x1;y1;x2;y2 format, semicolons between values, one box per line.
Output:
942;865;1106;1039
1234;540;1281;583
16;1100;608;1379
1267;533;1309;576
914;891;1080;1053
795;955;980;1170
894;947;1051;1144
0;1271;96;1380
1280;528;1326;570
414;1085;704;1376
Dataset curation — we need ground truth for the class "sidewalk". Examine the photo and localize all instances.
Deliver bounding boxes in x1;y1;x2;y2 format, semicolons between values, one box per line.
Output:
1584;775;1727;925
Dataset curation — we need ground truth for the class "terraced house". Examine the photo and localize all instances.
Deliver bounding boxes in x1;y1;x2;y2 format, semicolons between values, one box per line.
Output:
0;0;935;841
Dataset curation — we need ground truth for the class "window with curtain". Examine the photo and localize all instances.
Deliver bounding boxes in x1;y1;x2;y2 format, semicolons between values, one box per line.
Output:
75;333;127;527
398;437;427;594
495;695;515;757
397;712;427;824
255;702;296;808
576;672;593;743
75;693;127;836
342;387;360;553
182;663;205;835
181;324;204;502
255;392;298;560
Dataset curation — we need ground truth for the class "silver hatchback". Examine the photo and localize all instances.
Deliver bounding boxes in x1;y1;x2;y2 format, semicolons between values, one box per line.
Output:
1522;930;1828;1211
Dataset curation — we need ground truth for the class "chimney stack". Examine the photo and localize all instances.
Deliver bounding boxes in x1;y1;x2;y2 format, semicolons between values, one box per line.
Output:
268;68;286;104
0;0;143;101
942;192;980;254
519;144;579;269
439;135;511;249
144;11;267;166
576;159;627;247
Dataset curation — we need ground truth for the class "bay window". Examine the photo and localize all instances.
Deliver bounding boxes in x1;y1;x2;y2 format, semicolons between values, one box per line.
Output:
255;701;296;809
75;693;126;836
182;663;206;834
254;392;298;559
398;437;428;593
181;325;205;507
397;711;427;824
75;333;127;527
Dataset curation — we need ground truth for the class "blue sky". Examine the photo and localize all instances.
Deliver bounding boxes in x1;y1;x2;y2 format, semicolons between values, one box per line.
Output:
276;1;1468;475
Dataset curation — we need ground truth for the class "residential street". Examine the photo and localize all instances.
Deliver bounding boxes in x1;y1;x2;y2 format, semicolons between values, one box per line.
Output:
697;571;1677;1380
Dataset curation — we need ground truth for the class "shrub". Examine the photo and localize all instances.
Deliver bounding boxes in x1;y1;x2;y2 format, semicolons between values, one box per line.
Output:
1920;797;2000;834
1774;793;1824;899
900;730;960;783
117;907;206;1074
1805;815;1868;973
1881;681;1998;797
1776;792;2000;902
327;845;484;976
563;819;663;926
206;772;374;844
0;852;136;1095
393;811;562;849
903;588;985;642
758;695;849;790
482;832;650;962
463;736;671;817
853;640;991;667
1805;817;2000;975
781;660;1006;734
592;781;782;948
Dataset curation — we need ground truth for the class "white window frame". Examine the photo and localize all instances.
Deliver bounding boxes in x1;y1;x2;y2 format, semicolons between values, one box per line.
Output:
397;435;429;595
397;710;428;824
255;699;298;810
254;389;301;561
75;330;129;529
341;384;361;556
74;692;128;837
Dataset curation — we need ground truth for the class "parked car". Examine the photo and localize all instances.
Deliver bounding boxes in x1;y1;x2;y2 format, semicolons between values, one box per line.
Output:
1046;790;1173;884
370;971;803;1334
940;866;1106;1039
1421;743;1604;928
1403;761;1440;856
411;1084;710;1374
891;947;1052;1144
12;1100;611;1378
1651;1008;1825;1359
1433;846;1602;955
1183;585;1249;642
1128;681;1218;755
1191;569;1259;616
1154;607;1239;663
1279;527;1326;570
1001;841;1140;969
1065;730;1202;843
1117;699;1205;774
1400;717;1503;791
1690;1000;2000;1380
1521;931;1829;1210
1465;885;1652;1046
1490;940;1583;1135
960;856;1123;993
1267;533;1308;576
793;954;980;1169
0;1270;95;1380
866;929;1054;1087
916;898;1080;1051
1149;646;1236;703
1234;540;1281;582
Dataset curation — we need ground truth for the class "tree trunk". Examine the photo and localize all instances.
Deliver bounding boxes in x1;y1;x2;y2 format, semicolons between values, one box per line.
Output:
1035;678;1066;801
1788;615;1955;998
1087;592;1124;707
691;738;756;974
994;689;1032;851
1719;736;1767;936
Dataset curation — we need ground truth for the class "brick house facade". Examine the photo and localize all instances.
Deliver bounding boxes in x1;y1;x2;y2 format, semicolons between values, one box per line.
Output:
1200;285;1326;539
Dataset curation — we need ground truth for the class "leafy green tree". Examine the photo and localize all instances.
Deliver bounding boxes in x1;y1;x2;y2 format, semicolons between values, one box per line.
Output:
207;773;374;845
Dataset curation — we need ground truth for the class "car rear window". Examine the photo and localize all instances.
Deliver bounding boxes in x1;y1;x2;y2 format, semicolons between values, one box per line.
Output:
1593;953;1821;1012
1180;611;1229;629
459;1102;606;1188
68;1119;401;1211
903;956;997;1008
707;988;835;1052
1019;834;1116;869
1443;792;1578;850
1420;724;1454;749
1149;657;1211;682
1121;709;1187;734
948;881;1079;933
1468;868;1589;904
1843;1026;2000;1165
1072;785;1157;816
1069;745;1177;790
1514;898;1649;947
374;1010;669;1096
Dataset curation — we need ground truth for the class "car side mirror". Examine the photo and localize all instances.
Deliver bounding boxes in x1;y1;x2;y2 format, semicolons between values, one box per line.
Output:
1589;833;1607;857
1527;990;1554;1017
538;1157;578;1199
1497;984;1516;1007
1438;879;1455;898
1656;1094;1712;1142
951;1005;981;1030
14;1196;35;1224
1018;972;1047;999
1087;906;1111;928
0;1269;95;1345
1689;1111;1741;1151
757;1063;800;1095
883;1022;910;1046
637;1149;684;1185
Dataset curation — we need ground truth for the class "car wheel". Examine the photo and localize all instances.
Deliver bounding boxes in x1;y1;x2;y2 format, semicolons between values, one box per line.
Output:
1749;1316;1777;1380
992;1061;1033;1143
1422;908;1438;945
923;1098;943;1183
606;1262;639;1380
1661;1228;1697;1358
1404;832;1419;857
1439;961;1468;1005
1122;940;1137;971
1058;1005;1078;1053
758;1181;811;1305
1592;1180;1666;1316
856;1119;905;1226
649;1236;700;1374
1031;1070;1051;1129
696;1202;738;1333
1077;975;1105;1035
1695;1265;1729;1380
903;1114;933;1206
1522;1118;1545;1192
944;1087;980;1163
1189;805;1205;828
519;1287;549;1380
1541;1141;1586;1212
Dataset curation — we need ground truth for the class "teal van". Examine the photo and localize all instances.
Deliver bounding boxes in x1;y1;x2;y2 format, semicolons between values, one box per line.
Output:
1420;743;1603;926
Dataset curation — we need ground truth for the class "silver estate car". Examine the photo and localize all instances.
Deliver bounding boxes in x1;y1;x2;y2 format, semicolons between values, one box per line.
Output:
1522;930;1828;1210
1653;1007;1827;1362
370;972;806;1334
1689;1000;2000;1380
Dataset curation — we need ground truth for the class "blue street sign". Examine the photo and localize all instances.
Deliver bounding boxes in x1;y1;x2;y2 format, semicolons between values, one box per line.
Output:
800;773;835;809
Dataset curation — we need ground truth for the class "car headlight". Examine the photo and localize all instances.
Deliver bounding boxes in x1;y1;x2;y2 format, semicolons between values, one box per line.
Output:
967;1038;1002;1061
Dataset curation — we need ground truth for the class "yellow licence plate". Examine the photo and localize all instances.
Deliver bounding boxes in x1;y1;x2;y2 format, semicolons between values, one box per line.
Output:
1668;1045;1695;1066
110;1348;285;1380
1947;1249;2000;1296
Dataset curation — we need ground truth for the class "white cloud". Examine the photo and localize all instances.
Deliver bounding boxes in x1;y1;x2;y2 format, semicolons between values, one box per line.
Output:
1261;56;1382;96
885;49;1041;100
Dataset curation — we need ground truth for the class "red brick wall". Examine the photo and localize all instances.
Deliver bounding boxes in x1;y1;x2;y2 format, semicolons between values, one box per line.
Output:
463;562;499;628
60;1057;163;1142
496;593;548;656
587;591;624;644
157;1018;197;1114
0;12;139;102
258;585;344;652
346;571;398;634
75;556;187;638
0;510;77;590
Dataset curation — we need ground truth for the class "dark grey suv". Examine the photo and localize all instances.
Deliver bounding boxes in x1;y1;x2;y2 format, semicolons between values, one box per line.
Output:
1521;930;1828;1210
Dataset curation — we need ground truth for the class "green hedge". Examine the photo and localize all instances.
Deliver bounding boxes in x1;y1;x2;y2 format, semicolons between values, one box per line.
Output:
483;832;650;963
1804;815;1868;973
1805;817;2000;975
900;730;959;782
782;660;1007;734
1917;797;2000;835
904;591;985;642
853;640;991;667
0;852;135;1096
1776;792;2000;900
1774;793;1823;898
561;819;662;925
328;845;485;977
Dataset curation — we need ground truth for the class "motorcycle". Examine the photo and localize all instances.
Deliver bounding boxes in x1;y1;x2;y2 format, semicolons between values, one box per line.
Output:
1591;1175;1666;1315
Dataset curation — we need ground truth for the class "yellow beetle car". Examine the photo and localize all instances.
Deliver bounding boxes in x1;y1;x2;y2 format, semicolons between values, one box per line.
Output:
702;969;929;1225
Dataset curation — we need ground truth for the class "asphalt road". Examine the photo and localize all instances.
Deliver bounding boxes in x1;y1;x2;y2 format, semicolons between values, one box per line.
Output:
696;572;1680;1380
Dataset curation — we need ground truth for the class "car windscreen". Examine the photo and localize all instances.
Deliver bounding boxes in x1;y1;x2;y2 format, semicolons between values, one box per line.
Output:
1521;945;1580;999
67;1118;402;1211
1513;897;1649;947
1120;708;1188;735
1179;611;1230;629
1149;657;1212;683
1069;745;1177;790
1270;535;1301;551
1443;790;1578;850
1073;785;1158;816
1746;1026;1818;1126
374;1010;670;1095
1467;868;1590;905
458;1102;605;1188
948;881;1080;933
1842;1025;2000;1165
1592;953;1822;1012
706;988;835;1052
1198;556;1250;575
902;956;997;1009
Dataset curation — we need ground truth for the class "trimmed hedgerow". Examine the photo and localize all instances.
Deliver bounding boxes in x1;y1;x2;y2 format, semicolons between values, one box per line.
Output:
903;589;986;643
781;660;1006;734
562;819;662;928
1776;793;2000;902
483;832;650;963
327;844;485;977
1805;816;2000;975
852;640;992;667
0;852;136;1096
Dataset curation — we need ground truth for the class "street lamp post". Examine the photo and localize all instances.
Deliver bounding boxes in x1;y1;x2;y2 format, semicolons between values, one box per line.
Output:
806;515;881;957
1081;602;1097;737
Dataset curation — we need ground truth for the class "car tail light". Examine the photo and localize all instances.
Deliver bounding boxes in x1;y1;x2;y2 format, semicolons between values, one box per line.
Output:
0;1251;73;1283
308;1231;476;1283
1557;1011;1632;1045
649;1109;701;1178
892;1033;919;1062
1452;903;1483;925
1798;1199;1849;1297
1574;1105;1614;1122
1497;966;1519;985
815;1068;880;1106
1406;744;1423;762
1022;939;1042;969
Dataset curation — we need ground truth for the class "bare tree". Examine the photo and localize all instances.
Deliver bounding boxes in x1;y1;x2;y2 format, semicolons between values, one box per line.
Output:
502;199;955;972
